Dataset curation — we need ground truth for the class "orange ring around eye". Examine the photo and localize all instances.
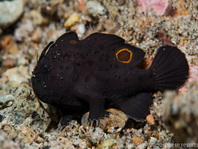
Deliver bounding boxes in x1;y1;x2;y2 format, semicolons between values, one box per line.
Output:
116;48;133;63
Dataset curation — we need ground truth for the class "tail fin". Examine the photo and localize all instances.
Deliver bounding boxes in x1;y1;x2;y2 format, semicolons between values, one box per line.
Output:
149;46;189;91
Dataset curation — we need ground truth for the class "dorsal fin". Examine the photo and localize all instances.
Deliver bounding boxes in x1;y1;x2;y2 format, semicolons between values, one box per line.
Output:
56;31;79;43
84;32;125;48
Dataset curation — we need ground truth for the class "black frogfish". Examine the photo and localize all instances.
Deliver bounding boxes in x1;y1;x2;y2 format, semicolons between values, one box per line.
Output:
31;32;189;125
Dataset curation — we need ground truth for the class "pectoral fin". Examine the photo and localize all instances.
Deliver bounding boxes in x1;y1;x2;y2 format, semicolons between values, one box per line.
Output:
117;93;153;121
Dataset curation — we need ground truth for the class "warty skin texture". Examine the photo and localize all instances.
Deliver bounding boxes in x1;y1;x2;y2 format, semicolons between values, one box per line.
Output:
32;32;189;125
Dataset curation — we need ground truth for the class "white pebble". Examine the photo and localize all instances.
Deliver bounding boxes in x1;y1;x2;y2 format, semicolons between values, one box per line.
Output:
149;137;157;145
86;1;106;17
77;24;85;37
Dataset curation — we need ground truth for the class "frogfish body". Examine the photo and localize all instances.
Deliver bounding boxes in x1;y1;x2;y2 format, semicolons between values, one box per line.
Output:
31;32;189;125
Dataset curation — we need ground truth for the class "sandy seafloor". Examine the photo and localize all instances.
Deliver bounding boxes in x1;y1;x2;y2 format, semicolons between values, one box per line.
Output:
0;0;198;148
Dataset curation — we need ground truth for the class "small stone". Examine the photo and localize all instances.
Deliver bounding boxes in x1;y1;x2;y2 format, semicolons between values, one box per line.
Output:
79;141;88;149
30;10;49;25
14;20;34;41
17;57;29;65
0;95;15;110
149;137;157;145
2;59;16;68
86;1;106;17
2;66;30;83
146;114;155;125
64;13;80;28
0;35;19;54
97;138;116;149
31;29;42;42
0;0;25;29
81;108;128;133
132;136;143;144
78;0;86;12
76;24;86;37
85;127;106;144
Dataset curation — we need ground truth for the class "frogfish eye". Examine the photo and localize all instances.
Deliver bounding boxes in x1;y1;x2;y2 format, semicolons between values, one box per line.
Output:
116;48;133;63
42;64;51;73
